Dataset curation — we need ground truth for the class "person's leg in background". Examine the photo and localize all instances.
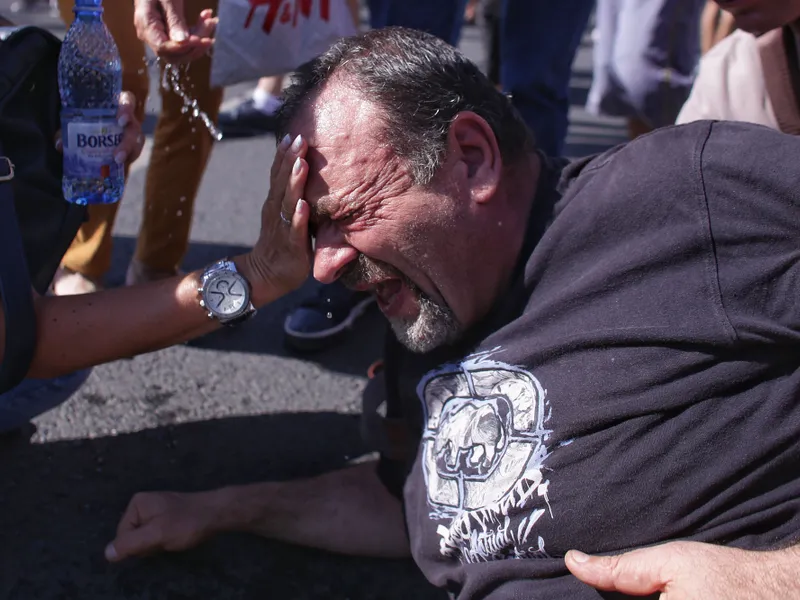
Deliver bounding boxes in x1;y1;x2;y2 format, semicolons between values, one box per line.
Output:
587;0;706;140
501;0;594;157
128;0;223;283
217;74;285;138
366;0;389;30
54;0;149;295
370;0;468;45
481;0;503;87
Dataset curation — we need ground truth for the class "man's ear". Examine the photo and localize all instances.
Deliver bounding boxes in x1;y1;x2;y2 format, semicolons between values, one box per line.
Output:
446;111;502;204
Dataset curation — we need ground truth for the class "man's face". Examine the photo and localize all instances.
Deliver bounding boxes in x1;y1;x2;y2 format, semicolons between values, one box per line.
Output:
294;82;468;353
715;0;800;34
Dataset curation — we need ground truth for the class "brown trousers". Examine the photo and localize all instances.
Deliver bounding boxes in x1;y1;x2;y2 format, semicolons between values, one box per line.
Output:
57;0;223;277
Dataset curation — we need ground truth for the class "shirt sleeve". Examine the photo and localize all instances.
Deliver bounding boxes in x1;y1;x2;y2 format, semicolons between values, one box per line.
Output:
677;31;780;130
700;120;800;344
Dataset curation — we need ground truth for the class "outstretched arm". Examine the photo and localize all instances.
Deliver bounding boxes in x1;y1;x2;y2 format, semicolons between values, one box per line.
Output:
1;133;313;379
107;461;410;561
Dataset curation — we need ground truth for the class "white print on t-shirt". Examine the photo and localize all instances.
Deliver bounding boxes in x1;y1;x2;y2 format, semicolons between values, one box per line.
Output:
417;348;553;564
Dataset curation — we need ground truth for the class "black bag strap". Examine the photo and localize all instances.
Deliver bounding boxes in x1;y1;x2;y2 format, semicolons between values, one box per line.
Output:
0;156;36;392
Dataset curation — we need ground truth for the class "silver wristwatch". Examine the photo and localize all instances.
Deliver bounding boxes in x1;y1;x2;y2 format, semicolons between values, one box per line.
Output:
198;259;256;325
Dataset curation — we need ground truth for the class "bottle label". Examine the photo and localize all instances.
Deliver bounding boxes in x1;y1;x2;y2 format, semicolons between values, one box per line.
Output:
62;117;123;180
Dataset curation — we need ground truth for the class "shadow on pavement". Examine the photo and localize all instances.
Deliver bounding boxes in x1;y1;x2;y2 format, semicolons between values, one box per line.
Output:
0;412;444;600
107;236;386;378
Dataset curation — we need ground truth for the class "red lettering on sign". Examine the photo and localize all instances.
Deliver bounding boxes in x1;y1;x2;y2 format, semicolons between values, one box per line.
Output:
244;0;331;34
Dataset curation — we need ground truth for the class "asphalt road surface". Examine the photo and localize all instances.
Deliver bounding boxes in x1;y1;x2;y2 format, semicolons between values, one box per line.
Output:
0;4;626;599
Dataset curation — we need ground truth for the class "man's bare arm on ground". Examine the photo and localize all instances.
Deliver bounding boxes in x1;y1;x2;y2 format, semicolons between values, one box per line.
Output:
108;461;410;560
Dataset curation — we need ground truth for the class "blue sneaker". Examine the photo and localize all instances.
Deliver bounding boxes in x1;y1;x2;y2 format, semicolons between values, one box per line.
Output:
0;369;91;433
284;282;375;352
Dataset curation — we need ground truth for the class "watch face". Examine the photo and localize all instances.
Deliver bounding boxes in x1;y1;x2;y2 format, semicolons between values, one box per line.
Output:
204;271;249;317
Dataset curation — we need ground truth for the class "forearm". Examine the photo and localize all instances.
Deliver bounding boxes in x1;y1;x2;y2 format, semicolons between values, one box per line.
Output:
25;254;276;378
210;461;410;558
756;545;800;596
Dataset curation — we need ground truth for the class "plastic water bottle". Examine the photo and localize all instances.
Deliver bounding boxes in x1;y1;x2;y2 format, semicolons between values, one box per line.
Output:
57;0;124;205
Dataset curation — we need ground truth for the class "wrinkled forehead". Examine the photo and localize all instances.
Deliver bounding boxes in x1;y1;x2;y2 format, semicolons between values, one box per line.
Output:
289;82;407;216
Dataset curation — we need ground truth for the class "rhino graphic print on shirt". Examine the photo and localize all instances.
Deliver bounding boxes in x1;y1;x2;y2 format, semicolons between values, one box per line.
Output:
417;349;554;564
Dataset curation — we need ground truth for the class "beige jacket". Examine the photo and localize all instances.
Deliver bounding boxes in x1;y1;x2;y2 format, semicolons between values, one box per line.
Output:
677;29;780;128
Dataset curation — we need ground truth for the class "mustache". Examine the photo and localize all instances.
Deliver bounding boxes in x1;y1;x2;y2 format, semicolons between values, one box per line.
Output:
339;254;414;290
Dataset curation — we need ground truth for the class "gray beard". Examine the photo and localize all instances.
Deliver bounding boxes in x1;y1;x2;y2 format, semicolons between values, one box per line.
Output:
388;290;461;353
339;254;461;353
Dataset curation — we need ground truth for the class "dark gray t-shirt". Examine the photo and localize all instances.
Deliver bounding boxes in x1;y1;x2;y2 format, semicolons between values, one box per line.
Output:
379;120;800;599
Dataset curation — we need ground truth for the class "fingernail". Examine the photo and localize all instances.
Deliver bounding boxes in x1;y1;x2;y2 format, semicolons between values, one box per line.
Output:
279;134;291;149
569;550;589;563
295;198;305;214
293;157;302;174
117;115;129;128
114;151;127;165
291;134;303;152
172;30;187;42
104;543;118;561
54;139;62;152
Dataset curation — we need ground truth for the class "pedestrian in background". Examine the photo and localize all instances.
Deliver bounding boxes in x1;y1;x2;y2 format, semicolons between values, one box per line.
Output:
678;0;800;130
587;0;706;139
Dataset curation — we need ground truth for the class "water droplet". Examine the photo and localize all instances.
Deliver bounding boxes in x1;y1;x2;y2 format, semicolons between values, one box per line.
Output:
191;145;196;150
164;146;170;153
191;128;196;134
159;62;223;141
179;196;187;202
176;210;183;217
137;68;145;75
326;312;333;319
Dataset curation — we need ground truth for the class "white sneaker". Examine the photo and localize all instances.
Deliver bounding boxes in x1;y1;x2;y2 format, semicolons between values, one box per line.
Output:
52;267;103;296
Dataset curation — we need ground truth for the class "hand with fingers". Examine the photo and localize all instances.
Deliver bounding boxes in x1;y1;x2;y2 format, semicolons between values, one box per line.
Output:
113;91;146;165
105;491;224;562
240;133;314;307
54;91;145;166
133;0;217;63
565;541;800;599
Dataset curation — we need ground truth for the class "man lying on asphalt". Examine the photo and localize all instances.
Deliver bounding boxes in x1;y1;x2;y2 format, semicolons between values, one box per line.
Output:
104;27;800;600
